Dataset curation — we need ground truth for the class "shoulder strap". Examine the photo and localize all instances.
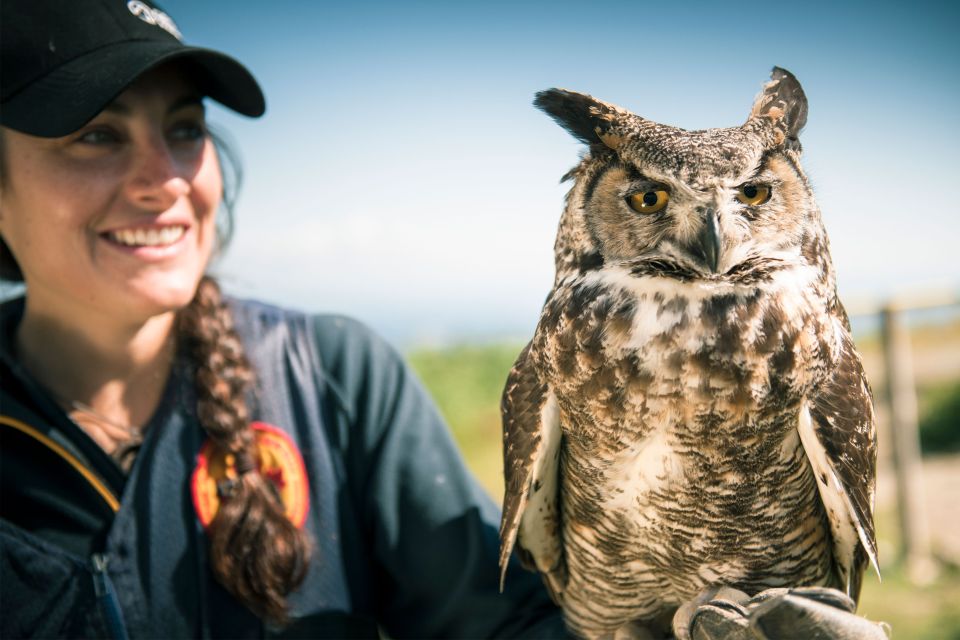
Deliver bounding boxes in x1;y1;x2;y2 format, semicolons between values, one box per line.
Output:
1;391;120;547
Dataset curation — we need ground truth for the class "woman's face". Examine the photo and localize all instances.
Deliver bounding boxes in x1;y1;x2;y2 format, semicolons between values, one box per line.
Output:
0;65;222;324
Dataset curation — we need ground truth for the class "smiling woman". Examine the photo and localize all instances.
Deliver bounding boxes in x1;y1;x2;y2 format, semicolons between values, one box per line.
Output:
0;0;317;628
0;1;568;638
1;67;220;322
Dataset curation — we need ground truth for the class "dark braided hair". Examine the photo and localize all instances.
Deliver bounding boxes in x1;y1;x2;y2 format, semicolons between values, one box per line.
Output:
178;276;311;622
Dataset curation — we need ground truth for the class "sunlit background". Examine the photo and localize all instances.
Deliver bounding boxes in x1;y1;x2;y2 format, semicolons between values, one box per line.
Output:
165;1;960;636
164;0;959;346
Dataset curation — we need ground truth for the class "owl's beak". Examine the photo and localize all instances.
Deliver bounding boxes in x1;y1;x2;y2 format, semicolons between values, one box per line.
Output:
695;209;722;273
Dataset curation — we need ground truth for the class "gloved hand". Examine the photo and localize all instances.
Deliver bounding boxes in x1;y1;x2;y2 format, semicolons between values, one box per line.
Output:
672;586;889;640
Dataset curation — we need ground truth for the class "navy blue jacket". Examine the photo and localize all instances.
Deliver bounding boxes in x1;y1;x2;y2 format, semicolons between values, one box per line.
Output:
0;297;566;638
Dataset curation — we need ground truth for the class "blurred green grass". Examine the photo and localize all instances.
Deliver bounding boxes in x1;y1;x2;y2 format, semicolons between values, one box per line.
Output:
407;342;522;502
917;379;960;453
858;491;960;639
406;319;960;640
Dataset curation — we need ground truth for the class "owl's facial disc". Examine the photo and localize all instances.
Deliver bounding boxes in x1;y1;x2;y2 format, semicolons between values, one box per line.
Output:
579;136;814;283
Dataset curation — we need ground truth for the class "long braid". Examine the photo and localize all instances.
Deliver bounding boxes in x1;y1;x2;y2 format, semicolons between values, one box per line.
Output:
178;276;311;622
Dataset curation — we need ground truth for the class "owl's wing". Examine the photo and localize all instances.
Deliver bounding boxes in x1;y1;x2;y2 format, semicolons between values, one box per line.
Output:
797;326;879;602
498;342;565;599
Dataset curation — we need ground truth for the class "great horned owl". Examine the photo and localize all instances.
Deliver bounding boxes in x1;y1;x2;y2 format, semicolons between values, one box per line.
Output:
499;68;878;639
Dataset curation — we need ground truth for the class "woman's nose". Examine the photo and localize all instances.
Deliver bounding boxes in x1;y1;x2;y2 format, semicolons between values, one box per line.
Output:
124;134;191;209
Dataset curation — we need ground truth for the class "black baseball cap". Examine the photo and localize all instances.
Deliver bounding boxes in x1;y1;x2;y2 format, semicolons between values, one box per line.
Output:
1;0;265;138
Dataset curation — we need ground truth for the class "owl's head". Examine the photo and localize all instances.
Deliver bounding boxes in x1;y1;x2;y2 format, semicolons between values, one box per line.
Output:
540;67;830;285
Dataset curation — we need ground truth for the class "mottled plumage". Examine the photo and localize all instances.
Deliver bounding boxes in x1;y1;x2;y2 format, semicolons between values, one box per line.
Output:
499;68;878;639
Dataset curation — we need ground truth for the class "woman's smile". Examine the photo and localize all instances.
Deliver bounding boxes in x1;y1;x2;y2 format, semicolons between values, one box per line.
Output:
101;223;190;256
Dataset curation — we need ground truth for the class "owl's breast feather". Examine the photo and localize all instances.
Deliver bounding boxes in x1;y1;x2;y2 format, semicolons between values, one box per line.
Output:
538;262;836;441
535;262;840;615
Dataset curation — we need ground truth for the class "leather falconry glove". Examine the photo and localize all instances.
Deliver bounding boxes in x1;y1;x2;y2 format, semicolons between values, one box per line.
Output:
673;586;889;640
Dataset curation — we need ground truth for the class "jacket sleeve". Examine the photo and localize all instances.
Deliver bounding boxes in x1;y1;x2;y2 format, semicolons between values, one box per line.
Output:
311;316;568;639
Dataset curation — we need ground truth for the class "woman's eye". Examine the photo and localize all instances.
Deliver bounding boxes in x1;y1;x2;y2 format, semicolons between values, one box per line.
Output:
77;128;120;145
736;184;771;206
169;122;206;142
626;189;669;214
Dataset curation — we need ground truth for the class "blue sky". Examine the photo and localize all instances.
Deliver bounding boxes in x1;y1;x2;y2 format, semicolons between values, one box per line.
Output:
164;0;960;345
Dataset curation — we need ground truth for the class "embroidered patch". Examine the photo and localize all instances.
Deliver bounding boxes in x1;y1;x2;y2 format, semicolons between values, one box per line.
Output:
191;422;309;529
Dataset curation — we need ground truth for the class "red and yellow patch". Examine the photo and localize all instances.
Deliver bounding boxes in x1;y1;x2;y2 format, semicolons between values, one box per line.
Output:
191;422;309;529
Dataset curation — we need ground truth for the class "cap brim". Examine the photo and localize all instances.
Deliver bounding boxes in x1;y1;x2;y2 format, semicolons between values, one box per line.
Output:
0;40;265;137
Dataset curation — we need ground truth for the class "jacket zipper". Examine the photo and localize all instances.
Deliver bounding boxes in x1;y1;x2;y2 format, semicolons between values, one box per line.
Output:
91;553;131;640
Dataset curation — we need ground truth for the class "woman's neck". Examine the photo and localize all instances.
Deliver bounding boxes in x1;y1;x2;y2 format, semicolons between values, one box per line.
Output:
15;299;178;451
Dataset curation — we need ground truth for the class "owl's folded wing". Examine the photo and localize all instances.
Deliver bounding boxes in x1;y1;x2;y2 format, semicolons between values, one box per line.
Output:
498;342;565;599
798;326;879;602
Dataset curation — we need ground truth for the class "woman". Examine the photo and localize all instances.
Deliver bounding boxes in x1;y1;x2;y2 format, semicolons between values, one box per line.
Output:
0;1;564;637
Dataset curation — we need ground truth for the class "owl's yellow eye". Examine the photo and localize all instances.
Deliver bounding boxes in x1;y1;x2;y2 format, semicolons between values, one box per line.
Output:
626;190;669;214
736;184;771;206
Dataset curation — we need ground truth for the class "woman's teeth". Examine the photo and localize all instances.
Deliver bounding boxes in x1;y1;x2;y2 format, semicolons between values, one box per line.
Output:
109;226;185;247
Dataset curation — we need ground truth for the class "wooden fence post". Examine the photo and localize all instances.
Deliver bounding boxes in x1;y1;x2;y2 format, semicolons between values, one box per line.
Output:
879;304;938;584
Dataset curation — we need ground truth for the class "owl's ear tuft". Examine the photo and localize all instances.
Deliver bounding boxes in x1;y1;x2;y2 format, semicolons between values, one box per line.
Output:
750;67;808;142
534;89;627;150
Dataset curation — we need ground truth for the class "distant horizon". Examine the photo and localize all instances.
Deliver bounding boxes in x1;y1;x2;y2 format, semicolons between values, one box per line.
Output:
2;280;956;348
